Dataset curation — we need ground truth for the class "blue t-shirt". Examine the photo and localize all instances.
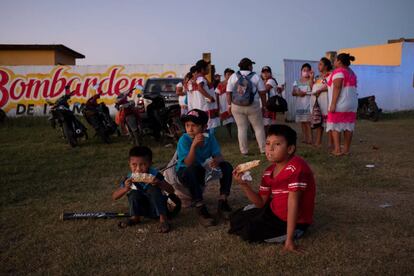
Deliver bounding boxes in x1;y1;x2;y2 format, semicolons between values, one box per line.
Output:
120;167;164;190
176;133;221;171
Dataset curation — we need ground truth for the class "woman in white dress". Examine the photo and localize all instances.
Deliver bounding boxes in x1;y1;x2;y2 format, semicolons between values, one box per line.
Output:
215;68;235;137
310;57;332;147
292;63;313;144
261;66;282;133
176;72;192;115
326;53;358;156
192;60;220;132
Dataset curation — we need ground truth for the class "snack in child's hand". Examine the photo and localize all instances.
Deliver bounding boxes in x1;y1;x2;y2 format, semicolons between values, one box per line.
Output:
131;172;155;183
236;160;261;173
241;171;253;182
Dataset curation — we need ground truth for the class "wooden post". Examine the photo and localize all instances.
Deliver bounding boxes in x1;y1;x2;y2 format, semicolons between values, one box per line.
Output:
203;52;213;83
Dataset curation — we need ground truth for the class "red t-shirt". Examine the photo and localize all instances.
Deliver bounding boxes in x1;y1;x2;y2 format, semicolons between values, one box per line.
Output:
258;156;316;224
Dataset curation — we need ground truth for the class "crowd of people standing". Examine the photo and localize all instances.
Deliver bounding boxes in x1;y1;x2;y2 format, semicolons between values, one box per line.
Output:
176;53;358;156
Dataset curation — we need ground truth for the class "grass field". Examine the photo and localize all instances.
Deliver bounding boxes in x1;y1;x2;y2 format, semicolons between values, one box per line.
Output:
1;113;414;275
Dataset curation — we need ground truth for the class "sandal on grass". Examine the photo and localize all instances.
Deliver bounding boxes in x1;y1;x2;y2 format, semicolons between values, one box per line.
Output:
158;221;171;233
118;219;140;229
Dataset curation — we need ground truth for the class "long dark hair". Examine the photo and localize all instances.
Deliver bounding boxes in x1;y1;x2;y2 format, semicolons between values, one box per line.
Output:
336;53;355;67
301;63;311;71
320;57;333;71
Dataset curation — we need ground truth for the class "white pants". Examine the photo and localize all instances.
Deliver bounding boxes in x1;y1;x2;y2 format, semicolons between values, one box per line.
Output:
231;102;266;154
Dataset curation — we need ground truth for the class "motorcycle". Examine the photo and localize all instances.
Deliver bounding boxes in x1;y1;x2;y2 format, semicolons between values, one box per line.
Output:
115;86;142;146
358;95;381;122
136;93;183;142
46;86;88;147
82;85;120;143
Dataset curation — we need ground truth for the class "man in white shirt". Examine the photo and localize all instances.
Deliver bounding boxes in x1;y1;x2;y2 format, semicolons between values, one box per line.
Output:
226;58;267;155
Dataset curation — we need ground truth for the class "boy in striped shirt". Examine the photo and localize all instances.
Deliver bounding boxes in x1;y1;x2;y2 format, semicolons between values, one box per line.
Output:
229;124;316;253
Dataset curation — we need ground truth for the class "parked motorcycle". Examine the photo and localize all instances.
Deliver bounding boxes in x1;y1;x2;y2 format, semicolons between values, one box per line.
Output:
82;85;119;143
136;93;183;142
358;95;381;122
115;86;142;145
46;86;88;147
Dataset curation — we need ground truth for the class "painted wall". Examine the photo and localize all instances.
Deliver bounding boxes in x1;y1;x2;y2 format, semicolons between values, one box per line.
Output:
0;64;191;116
339;42;403;66
55;51;76;65
351;42;414;111
0;50;56;65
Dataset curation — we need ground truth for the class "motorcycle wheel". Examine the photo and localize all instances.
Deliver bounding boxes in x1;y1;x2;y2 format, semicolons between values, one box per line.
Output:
63;122;78;147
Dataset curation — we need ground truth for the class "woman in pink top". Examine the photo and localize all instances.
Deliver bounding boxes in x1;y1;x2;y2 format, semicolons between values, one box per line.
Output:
326;53;358;156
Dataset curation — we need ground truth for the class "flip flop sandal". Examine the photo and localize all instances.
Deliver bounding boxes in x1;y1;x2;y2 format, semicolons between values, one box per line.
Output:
118;219;140;229
158;221;171;233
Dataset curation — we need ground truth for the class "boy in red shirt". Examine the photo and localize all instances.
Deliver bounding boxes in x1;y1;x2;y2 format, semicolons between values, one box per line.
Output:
229;124;315;253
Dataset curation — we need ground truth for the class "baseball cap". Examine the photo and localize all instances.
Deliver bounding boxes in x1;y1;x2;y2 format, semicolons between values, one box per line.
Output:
238;58;255;68
181;109;208;126
261;66;272;73
224;68;234;75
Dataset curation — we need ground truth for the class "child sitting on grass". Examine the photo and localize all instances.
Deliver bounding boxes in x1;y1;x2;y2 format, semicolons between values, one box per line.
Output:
112;146;175;233
229;124;316;253
176;109;233;227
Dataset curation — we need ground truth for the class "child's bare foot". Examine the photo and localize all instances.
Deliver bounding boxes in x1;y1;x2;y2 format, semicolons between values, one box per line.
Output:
158;221;171;233
118;218;140;229
197;205;216;227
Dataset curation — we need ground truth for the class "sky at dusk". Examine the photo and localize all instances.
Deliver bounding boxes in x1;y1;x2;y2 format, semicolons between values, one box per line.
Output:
1;0;413;80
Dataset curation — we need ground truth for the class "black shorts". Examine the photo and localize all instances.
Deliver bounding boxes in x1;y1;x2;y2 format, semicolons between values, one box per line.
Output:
228;203;309;243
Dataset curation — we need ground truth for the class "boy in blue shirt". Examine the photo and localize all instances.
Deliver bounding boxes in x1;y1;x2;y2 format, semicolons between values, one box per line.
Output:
112;146;175;233
176;109;233;226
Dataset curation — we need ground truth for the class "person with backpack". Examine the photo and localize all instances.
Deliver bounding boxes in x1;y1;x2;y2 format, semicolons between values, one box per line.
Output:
226;58;267;156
